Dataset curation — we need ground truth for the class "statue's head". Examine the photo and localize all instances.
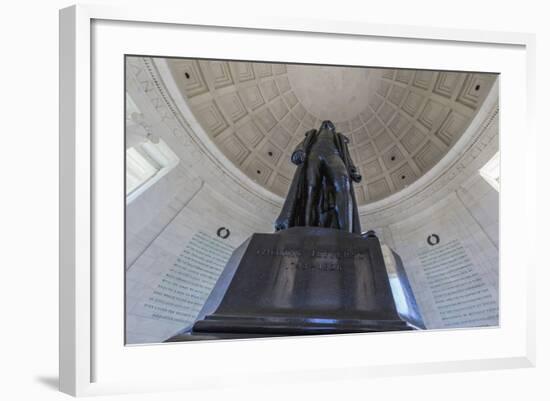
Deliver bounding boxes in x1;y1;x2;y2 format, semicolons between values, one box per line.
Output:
320;120;336;133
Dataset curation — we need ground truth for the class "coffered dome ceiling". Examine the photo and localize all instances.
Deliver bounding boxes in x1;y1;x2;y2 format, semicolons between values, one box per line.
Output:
165;59;497;205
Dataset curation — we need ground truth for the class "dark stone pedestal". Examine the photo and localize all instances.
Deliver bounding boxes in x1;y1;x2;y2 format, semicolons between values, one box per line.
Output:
166;227;413;342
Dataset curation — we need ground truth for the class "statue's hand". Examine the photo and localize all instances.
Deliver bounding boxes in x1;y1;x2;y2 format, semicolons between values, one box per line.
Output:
350;168;362;183
291;150;306;165
274;219;288;231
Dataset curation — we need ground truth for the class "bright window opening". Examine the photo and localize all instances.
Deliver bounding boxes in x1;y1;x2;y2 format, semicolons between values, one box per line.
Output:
479;151;500;191
126;138;179;204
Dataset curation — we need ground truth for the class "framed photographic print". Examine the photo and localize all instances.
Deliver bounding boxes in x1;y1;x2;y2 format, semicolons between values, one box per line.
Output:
59;3;536;396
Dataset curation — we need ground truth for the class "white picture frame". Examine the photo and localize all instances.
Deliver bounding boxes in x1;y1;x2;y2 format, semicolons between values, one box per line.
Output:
59;4;536;397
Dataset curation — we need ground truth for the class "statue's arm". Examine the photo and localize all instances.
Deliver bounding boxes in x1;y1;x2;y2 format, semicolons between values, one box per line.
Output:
291;129;315;165
339;134;362;183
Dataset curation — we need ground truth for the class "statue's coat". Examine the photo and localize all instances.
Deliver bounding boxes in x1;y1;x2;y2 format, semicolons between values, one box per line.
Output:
275;128;362;233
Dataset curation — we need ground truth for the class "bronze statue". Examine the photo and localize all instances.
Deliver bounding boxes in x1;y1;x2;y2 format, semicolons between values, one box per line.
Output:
275;120;362;233
168;126;420;343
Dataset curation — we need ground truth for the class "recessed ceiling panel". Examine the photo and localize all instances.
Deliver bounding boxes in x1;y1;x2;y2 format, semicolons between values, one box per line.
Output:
164;58;498;204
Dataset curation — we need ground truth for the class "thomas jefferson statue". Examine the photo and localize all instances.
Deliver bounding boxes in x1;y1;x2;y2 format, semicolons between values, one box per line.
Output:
275;120;362;233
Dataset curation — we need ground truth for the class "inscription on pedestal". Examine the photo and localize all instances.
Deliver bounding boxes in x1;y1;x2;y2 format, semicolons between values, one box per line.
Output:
255;247;368;257
255;247;369;272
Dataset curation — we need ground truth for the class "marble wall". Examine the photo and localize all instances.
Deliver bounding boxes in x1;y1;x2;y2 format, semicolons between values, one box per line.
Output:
126;157;498;342
359;151;499;330
383;188;499;329
125;58;279;343
126;182;272;343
